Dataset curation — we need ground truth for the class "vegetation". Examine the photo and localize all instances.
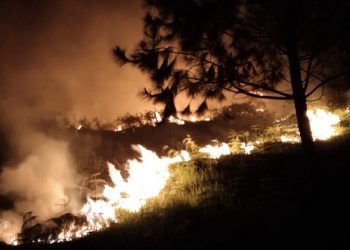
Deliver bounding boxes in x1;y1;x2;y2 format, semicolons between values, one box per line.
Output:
115;0;350;155
4;130;350;249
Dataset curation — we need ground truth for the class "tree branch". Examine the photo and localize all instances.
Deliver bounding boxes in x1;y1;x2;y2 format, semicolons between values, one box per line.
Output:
236;80;293;98
307;85;325;102
306;72;346;98
302;54;315;91
223;87;292;100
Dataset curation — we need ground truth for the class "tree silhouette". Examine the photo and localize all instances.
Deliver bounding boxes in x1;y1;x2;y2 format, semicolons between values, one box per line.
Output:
114;0;350;155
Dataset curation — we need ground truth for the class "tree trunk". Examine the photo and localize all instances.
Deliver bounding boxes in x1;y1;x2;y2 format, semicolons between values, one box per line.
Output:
286;42;315;157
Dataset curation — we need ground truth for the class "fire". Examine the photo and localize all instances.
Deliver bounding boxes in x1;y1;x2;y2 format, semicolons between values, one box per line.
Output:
155;111;162;123
240;142;254;154
280;135;300;143
198;143;231;159
84;145;190;224
277;108;340;143
1;107;345;246
307;108;340;140
114;125;123;132
0;145;188;245
103;145;178;212
168;115;185;125
76;144;187;239
190;115;197;122
153;111;211;125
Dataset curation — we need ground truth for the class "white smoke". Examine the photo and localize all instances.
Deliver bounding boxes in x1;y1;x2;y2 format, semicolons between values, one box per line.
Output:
0;132;83;244
0;211;22;244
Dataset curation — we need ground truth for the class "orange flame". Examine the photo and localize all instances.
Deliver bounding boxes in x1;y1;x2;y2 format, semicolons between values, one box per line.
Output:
198;143;231;159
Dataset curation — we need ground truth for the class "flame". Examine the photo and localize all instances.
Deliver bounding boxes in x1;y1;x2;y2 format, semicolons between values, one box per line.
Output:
104;145;178;212
189;115;197;123
0;145;187;245
198;143;231;159
153;111;211;125
307;109;340;140
33;143;228;244
2;107;345;245
178;150;191;161
79;145;185;233
155;111;162;123
204;117;211;121
114;125;123;132
240;142;254;154
277;108;340;142
168;116;185;125
280;135;300;143
168;115;211;124
50;224;90;244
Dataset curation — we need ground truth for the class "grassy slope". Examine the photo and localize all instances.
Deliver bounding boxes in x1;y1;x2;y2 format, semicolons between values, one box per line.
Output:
3;134;350;250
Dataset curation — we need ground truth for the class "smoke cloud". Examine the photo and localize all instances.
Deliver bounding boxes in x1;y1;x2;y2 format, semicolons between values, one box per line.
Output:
0;0;150;124
0;1;150;243
0;132;83;243
0;133;82;218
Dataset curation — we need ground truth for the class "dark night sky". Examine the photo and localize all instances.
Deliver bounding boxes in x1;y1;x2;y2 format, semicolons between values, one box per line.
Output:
0;0;153;124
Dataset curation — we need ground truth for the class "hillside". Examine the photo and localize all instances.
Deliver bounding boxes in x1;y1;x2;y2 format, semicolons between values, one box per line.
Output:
2;132;350;250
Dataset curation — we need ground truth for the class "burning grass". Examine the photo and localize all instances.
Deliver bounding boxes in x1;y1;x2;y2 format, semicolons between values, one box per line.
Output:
91;133;350;249
1;107;350;248
4;132;350;249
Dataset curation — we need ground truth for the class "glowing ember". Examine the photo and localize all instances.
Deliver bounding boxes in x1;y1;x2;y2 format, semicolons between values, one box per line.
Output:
198;143;231;159
307;109;340;140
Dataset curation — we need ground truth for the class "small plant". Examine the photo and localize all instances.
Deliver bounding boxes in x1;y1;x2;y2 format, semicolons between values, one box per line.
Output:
182;135;198;154
228;130;249;154
84;172;107;199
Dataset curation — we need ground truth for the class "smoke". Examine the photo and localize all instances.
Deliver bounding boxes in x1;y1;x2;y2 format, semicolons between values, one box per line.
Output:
0;211;22;244
0;0;150;124
0;132;83;244
0;1;151;243
0;133;82;218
